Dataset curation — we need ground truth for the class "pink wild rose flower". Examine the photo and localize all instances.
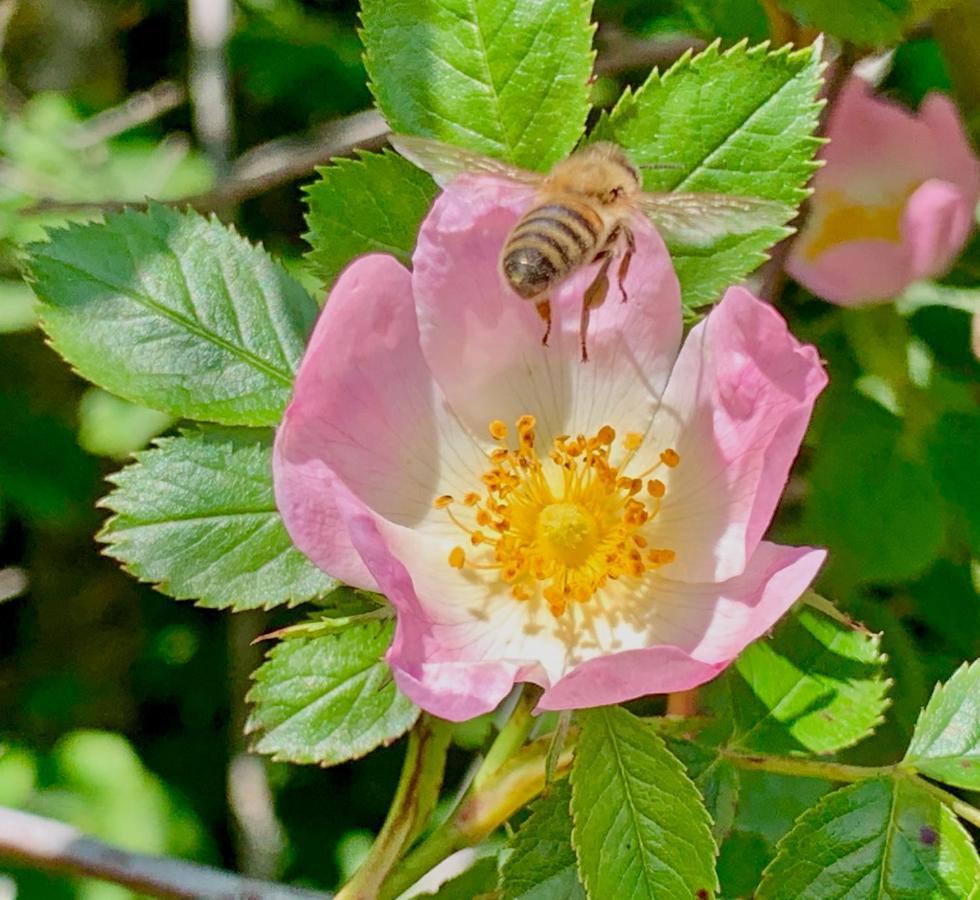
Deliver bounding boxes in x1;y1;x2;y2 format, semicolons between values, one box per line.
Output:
274;176;828;721
788;77;980;304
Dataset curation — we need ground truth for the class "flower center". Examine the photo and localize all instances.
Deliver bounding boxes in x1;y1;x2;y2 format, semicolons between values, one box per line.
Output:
803;188;912;261
435;415;678;617
537;502;599;567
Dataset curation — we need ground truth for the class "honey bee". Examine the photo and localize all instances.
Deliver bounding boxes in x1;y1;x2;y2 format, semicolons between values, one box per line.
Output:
390;135;791;361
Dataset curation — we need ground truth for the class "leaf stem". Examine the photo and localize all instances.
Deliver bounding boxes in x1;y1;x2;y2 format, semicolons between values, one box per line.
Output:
724;749;894;783
336;715;452;900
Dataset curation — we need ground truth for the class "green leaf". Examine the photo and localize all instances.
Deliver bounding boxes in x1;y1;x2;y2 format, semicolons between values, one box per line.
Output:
246;620;419;766
905;660;980;790
99;428;336;611
757;776;980;899
361;0;595;169
418;856;500;898
776;0;948;46
707;600;890;755
303;150;437;288
668;738;740;842
717;829;772;899
28;204;318;426
598;40;822;309
571;706;717;900
500;779;584;900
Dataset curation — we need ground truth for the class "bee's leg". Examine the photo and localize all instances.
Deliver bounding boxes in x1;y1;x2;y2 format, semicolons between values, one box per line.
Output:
580;254;613;362
535;299;552;347
617;226;636;303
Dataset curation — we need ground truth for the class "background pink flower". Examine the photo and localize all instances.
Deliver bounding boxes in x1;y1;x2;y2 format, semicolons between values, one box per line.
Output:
275;179;828;721
788;77;980;305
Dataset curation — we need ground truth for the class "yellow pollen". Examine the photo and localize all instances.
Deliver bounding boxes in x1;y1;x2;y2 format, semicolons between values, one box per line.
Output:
437;415;679;616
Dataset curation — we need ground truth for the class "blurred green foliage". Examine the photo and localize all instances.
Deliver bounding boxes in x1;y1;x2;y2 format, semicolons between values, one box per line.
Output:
1;0;979;896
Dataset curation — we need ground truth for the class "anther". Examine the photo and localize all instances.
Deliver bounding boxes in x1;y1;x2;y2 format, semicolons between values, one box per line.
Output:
647;479;666;498
434;494;454;509
489;420;508;440
660;448;680;468
463;492;481;506
624;432;643;451
449;546;466;568
517;414;536;433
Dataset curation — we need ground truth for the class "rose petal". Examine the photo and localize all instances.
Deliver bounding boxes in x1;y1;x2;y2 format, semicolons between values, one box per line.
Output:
412;175;682;448
786;238;916;305
903;178;976;279
538;542;825;710
274;254;487;586
637;287;826;582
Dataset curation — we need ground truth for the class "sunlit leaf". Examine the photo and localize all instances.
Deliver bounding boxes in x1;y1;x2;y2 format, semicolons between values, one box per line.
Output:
28;204;317;426
905;660;980;790
303;150;437;288
757;776;980;898
571;706;717;899
247;620;419;766
361;0;595;169
598;40;822;309
100;428;336;610
706;601;890;755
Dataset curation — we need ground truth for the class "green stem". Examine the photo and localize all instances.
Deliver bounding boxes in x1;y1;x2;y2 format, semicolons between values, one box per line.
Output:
379;729;578;900
724;749;895;783
473;685;541;791
336;715;452;900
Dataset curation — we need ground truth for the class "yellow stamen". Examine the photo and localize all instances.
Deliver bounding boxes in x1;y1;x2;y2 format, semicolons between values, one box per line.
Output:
434;494;454;509
437;415;679;616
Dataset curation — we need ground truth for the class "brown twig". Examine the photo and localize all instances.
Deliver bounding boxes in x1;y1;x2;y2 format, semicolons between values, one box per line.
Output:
65;81;186;150
0;806;331;899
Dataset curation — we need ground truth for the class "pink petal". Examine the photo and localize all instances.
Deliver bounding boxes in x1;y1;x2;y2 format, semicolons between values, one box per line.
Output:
274;253;485;587
412;175;682;448
786;238;916;305
341;500;544;721
903;178;976;279
640;287;827;582
919;93;980;201
538;542;825;710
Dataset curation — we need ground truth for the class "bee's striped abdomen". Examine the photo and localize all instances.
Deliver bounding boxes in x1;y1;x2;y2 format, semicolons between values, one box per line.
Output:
501;202;602;299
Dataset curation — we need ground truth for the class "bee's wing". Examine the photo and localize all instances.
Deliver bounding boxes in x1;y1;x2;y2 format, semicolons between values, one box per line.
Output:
635;192;795;247
389;134;543;188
